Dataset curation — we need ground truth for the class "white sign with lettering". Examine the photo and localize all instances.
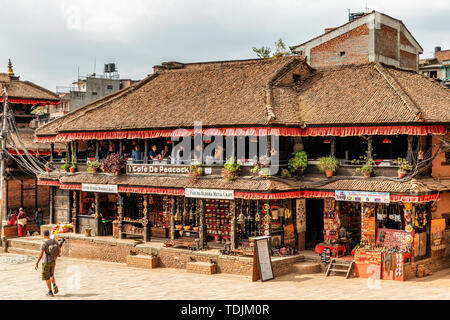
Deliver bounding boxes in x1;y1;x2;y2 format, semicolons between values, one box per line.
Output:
185;188;234;200
254;236;274;281
81;183;118;194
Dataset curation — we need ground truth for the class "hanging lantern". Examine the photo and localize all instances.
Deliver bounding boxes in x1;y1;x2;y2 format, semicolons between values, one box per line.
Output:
323;138;331;144
418;150;424;160
255;211;261;222
382;137;392;144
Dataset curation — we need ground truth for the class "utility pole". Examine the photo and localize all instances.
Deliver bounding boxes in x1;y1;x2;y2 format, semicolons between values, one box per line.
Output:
0;85;9;238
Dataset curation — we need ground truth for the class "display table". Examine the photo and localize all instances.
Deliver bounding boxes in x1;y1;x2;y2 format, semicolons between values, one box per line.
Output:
315;244;346;257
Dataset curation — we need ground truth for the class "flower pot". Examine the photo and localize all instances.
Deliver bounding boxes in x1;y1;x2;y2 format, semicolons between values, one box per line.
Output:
91;167;98;173
297;168;304;176
325;170;333;178
70;167;76;173
398;171;406;179
85;228;91;237
64;168;69;172
363;171;371;178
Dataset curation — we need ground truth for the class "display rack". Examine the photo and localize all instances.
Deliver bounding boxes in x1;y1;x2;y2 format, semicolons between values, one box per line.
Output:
205;199;231;242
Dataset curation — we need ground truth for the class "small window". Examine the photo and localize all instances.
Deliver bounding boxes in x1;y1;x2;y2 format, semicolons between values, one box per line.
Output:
92;92;98;96
107;85;113;90
340;51;345;56
445;151;450;164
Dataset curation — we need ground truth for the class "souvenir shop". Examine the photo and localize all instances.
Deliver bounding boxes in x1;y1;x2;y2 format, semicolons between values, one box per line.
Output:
328;190;434;281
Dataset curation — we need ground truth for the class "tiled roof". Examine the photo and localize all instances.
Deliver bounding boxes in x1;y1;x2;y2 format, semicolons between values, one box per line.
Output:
0;73;59;101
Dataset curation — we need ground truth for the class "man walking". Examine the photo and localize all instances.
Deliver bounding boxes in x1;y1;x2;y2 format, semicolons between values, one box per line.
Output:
35;230;60;297
35;207;44;229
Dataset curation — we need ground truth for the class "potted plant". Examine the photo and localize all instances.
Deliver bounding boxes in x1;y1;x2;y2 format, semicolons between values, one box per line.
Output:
45;161;53;173
87;160;101;173
61;162;70;172
250;155;271;178
69;141;77;173
101;152;127;175
317;156;338;177
288;151;308;176
222;157;241;182
352;156;375;178
189;164;202;183
393;157;412;178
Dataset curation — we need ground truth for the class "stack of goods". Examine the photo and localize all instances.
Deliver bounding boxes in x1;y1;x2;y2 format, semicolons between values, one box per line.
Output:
416;264;432;278
152;195;170;228
361;206;376;245
122;223;144;235
52;224;73;234
205;199;231;241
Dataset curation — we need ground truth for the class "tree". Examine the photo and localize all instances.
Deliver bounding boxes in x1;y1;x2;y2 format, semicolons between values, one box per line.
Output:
252;46;272;59
252;38;290;59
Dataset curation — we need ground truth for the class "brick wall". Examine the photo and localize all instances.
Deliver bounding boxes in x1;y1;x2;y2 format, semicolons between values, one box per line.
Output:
432;134;450;178
400;31;413;47
54;188;70;224
400;50;417;70
404;256;450;280
375;24;398;60
310;24;369;68
7;179;50;220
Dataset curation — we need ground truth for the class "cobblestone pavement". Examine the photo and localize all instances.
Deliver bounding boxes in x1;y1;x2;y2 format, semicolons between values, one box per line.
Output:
1;253;449;300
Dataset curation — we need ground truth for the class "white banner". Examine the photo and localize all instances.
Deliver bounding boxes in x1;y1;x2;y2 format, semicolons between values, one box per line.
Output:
185;188;234;200
81;183;118;194
335;190;390;203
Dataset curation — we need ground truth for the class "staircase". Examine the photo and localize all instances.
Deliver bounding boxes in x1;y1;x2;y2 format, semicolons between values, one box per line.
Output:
325;258;354;278
6;236;43;256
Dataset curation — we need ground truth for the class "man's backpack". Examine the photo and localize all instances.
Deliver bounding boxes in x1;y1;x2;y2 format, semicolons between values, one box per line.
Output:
47;240;60;261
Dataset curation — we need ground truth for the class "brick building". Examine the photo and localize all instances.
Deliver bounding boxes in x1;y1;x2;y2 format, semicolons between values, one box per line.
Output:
420;47;450;88
291;11;423;71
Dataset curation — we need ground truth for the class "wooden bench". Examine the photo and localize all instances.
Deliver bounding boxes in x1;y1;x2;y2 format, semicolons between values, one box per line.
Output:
164;239;199;250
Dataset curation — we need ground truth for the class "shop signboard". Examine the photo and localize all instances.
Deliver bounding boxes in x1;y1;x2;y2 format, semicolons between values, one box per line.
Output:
185;188;234;200
253;236;274;282
431;219;446;251
127;164;192;175
81;183;118;194
335;190;390;203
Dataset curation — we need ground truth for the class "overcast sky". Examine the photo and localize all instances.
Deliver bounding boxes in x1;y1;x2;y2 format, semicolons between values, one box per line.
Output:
0;0;449;91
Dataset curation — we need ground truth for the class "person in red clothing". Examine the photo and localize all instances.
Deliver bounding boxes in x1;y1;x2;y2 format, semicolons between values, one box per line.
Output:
7;210;17;226
17;208;28;237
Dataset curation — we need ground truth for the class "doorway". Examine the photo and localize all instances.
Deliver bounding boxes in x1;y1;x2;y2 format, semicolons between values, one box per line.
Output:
305;198;324;249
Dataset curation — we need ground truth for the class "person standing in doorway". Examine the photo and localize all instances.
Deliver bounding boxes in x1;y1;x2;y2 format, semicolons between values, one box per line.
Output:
35;230;61;297
35;207;44;229
17;208;27;237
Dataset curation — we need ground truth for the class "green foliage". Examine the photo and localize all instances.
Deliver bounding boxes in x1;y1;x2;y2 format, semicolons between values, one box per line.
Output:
222;157;241;181
189;164;202;183
87;160;101;168
281;168;292;178
288;151;308;173
352;155;375;176
252;38;290;59
317;156;338;173
61;162;70;170
393;157;412;173
45;161;53;169
252;46;272;59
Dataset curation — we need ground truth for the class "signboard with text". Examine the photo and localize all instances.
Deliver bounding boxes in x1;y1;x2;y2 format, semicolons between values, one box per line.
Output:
127;164;191;175
185;188;234;200
81;183;118;194
335;190;390;203
253;236;274;282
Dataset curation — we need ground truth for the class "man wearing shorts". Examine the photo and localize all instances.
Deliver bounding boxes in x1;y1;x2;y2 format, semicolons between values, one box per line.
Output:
35;230;61;297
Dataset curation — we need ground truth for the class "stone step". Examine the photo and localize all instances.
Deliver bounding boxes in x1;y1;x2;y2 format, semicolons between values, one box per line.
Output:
126;255;159;269
292;261;321;274
7;238;43;252
186;261;217;275
7;247;40;256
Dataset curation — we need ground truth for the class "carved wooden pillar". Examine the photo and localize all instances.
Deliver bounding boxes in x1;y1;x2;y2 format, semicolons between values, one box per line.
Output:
407;135;413;163
330;137;336;157
144;139;149;164
198;199;206;249
71;190;79;233
367;136;373;160
94;192;101;236
67;190;73;224
230;199;237;250
169;196;176;240
49;186;54;225
73;141;78;163
95;140;99;160
119;140;123;156
50;143;54;162
117;194;123;239
142;195;149;242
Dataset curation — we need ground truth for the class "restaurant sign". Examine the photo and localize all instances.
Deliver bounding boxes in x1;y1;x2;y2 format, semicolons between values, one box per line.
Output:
81;183;118;194
127;164;190;175
185;188;234;200
335;190;390;203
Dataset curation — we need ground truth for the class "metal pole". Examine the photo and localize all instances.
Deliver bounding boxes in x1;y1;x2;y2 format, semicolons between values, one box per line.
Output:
0;86;9;237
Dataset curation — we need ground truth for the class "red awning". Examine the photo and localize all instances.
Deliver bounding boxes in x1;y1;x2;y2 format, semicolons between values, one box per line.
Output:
0;98;59;106
36;179;441;203
35;125;447;143
7;150;50;156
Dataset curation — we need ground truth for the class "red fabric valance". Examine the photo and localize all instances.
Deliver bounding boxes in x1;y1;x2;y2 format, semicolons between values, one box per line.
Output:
118;186;185;196
37;180;60;186
7;150;50;156
234;190;335;200
390;194;440;203
35;125;446;143
0;97;59;106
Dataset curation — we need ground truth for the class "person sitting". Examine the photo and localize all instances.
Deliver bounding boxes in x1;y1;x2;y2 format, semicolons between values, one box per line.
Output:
148;145;158;161
17;208;28;237
131;145;143;163
214;144;224;164
7;210;16;226
88;203;96;216
35;207;45;229
160;145;170;159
